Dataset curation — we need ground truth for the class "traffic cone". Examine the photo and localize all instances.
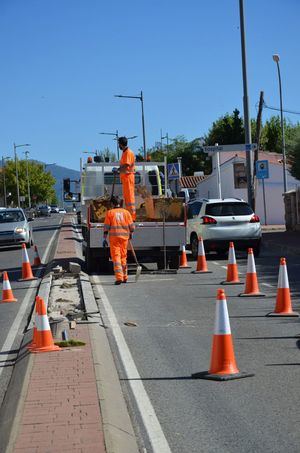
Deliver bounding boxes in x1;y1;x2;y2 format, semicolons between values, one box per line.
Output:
239;248;265;297
221;242;242;285
33;245;42;266
30;297;61;353
179;245;191;268
192;237;212;274
18;244;37;281
267;258;299;317
28;297;40;350
192;289;254;381
1;271;17;303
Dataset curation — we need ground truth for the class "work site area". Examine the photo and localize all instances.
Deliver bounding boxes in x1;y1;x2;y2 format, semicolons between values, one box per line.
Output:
0;152;299;453
1;2;300;452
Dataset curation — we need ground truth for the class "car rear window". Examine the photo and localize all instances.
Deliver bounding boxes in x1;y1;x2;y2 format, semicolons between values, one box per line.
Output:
0;210;25;223
205;202;253;216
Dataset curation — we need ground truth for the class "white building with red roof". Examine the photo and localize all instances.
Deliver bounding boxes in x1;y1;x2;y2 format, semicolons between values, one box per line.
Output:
196;151;300;224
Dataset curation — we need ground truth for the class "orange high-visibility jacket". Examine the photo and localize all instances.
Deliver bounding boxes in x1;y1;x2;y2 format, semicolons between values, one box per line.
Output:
103;208;135;239
120;148;135;181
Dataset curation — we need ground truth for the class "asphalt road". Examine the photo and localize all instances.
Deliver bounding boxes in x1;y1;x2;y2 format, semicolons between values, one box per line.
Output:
93;244;300;453
0;214;62;407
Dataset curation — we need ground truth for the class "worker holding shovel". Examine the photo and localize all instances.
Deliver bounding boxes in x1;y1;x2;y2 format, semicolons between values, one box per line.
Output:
103;196;135;285
114;136;136;221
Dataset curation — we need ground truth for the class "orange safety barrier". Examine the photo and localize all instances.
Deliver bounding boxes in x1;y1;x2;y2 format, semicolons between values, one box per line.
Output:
1;271;17;303
179;245;191;268
239;248;265;297
267;257;299;317
192;236;212;274
192;289;254;381
221;242;242;285
30;297;61;353
19;244;37;282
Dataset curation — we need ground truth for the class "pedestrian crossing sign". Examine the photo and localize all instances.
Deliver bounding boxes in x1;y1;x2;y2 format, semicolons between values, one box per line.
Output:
167;163;180;180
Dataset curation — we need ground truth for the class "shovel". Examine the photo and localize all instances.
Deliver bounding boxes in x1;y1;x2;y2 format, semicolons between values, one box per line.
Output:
129;240;142;282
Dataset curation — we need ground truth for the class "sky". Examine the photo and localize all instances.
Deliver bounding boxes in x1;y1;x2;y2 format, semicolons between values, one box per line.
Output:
0;0;299;170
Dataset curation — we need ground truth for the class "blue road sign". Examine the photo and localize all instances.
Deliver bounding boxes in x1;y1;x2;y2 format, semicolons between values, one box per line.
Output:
256;160;269;179
167;163;180;180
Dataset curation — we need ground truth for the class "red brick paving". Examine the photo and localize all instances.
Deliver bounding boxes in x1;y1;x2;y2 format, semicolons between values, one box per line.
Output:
13;215;106;452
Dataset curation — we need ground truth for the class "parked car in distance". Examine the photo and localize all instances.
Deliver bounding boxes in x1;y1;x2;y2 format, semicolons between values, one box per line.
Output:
58;208;66;214
0;208;33;248
37;205;51;217
186;198;262;258
50;205;59;213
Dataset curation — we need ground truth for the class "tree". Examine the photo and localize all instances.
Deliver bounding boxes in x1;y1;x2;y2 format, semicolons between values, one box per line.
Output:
287;130;300;181
263;116;300;153
149;136;211;176
2;160;56;206
204;109;245;145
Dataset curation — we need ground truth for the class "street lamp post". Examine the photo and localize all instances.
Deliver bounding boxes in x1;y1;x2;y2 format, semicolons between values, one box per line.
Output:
14;143;30;207
114;91;147;160
2;156;10;207
239;0;254;209
273;54;287;193
24;150;31;208
99;130;119;159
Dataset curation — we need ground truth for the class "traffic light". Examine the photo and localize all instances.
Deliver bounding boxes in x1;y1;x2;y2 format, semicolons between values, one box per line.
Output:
63;178;70;192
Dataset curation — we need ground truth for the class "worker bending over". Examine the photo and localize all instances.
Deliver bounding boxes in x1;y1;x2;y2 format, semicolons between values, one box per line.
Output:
116;136;136;221
103;196;135;285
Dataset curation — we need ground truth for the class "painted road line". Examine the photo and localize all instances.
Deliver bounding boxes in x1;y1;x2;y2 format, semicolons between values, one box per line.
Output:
262;283;274;288
94;276;172;453
0;220;62;375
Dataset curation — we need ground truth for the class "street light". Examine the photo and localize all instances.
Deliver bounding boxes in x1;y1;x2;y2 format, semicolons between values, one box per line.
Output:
2;156;10;207
99;130;119;159
114;91;147;160
14;143;30;207
23;150;31;208
272;54;287;193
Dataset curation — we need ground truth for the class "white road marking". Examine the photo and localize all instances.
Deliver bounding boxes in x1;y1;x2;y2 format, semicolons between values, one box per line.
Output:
212;261;219;265
221;265;227;270
262;283;274;288
0;218;62;374
94;277;172;453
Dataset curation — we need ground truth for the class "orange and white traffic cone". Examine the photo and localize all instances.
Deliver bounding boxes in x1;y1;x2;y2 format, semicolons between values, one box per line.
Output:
221;242;242;285
30;297;61;353
33;245;42;266
192;289;254;381
239;248;265;297
179;245;191;269
1;271;17;303
28;297;40;350
18;244;37;281
192;236;212;274
267;258;299;317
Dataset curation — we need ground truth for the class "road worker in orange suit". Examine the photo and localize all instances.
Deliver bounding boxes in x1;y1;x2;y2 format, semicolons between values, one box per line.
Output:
115;136;136;221
103;196;135;285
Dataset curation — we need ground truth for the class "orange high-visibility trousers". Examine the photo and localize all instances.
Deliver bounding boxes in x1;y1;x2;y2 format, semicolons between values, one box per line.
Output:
110;237;128;282
121;175;136;221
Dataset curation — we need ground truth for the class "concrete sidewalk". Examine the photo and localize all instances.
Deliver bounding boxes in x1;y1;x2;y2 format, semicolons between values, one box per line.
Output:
7;216;139;453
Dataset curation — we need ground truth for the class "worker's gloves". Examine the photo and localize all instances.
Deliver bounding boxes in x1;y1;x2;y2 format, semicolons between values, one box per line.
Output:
112;167;119;174
103;239;108;248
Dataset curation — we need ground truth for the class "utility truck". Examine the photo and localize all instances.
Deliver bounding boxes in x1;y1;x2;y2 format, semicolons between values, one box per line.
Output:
80;158;186;272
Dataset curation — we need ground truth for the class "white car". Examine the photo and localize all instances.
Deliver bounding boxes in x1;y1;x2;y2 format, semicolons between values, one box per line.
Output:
186;198;262;258
58;208;66;214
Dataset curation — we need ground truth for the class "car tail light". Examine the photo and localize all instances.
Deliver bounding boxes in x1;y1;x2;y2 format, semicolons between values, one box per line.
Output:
250;214;260;223
202;216;217;225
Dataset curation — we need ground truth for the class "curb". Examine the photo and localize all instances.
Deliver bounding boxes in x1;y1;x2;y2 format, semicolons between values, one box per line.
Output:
0;273;53;453
80;274;139;453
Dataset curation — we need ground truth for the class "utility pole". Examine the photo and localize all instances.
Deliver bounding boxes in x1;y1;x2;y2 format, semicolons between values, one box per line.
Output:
24;150;31;208
2;156;7;207
239;0;254;209
252;91;264;211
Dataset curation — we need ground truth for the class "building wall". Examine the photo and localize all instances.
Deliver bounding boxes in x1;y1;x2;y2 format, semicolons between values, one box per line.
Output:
196;158;300;225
